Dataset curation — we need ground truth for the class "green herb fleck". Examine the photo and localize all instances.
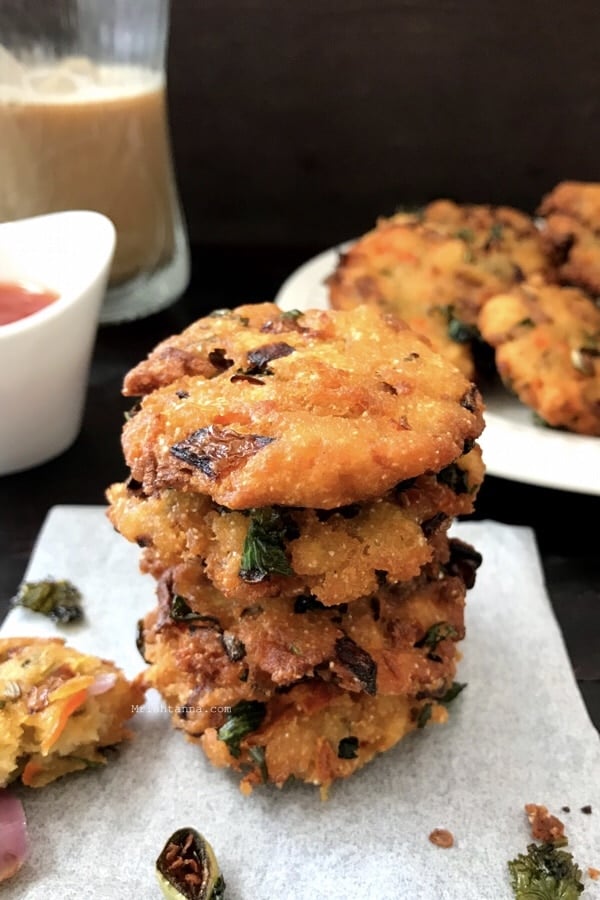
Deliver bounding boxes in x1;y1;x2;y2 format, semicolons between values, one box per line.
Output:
239;508;293;583
487;222;504;245
13;579;83;625
217;700;266;758
338;736;359;759
439;682;466;705
436;463;470;494
416;703;433;729
248;746;269;783
280;309;303;321
518;317;535;329
448;317;480;343
455;227;475;243
169;595;220;628
416;622;459;650
508;841;584;899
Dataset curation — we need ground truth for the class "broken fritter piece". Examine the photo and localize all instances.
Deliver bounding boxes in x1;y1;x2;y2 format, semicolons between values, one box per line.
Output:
0;637;145;788
478;277;600;435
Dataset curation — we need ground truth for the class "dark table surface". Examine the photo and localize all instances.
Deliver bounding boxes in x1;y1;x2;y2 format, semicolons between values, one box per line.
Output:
1;244;599;729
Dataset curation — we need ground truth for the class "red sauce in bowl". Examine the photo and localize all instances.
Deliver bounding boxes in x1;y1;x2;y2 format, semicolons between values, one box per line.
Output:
0;282;59;326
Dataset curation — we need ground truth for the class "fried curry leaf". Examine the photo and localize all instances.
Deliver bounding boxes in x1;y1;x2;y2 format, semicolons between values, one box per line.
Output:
335;636;377;695
415;622;458;651
508;841;584;900
248;746;269;783
170;426;274;479
13;579;83;625
416;703;433;729
156;827;226;900
439;682;466;705
337;736;359;759
436;462;470;494
169;595;220;629
239;508;293;582
216;701;267;758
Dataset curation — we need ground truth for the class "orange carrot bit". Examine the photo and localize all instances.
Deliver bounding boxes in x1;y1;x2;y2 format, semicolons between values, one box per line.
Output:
40;688;88;755
22;760;44;787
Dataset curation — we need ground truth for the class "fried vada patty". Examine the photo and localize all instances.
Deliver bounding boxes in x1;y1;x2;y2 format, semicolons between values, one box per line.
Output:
327;207;547;375
478;277;600;435
139;541;479;792
421;199;549;287
327;220;477;379
119;304;484;510
107;445;484;606
0;637;145;788
538;180;600;294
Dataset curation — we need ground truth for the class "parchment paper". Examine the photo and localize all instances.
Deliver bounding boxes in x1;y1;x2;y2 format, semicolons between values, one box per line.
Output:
1;506;599;899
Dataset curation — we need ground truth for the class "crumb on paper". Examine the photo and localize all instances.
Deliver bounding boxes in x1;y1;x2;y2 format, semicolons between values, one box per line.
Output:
428;828;454;848
524;803;566;844
581;805;592;815
588;867;600;881
562;806;571;813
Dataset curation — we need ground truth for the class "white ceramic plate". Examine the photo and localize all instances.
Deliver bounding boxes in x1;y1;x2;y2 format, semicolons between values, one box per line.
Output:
274;242;600;496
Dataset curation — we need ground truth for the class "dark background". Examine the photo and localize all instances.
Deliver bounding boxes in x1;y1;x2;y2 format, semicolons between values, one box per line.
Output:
167;0;600;250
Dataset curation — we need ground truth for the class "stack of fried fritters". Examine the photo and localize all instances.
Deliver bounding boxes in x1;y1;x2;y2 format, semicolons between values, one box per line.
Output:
107;303;485;795
329;186;600;435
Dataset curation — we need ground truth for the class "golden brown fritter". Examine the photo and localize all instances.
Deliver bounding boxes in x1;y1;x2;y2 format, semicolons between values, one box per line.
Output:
120;304;484;510
422;199;548;285
478;277;600;434
139;542;479;793
328;220;477;378
0;637;145;788
107;445;484;606
327;205;547;379
538;180;600;294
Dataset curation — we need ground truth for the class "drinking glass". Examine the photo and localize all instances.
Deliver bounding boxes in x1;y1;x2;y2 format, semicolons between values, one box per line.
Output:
0;0;190;323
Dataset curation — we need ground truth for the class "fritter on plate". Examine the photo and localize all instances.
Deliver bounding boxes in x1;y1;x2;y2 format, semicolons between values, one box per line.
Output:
421;199;548;286
0;637;144;788
538;180;600;294
478;277;600;434
107;445;484;605
328;219;477;378
139;539;480;793
119;303;485;510
327;205;547;378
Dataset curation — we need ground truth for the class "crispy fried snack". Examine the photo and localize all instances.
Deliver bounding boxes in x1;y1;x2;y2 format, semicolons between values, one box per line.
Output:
0;637;145;788
538;180;600;294
139;540;480;794
327;204;547;380
107;445;484;605
478;277;600;434
119;304;484;510
422;199;548;285
328;219;477;378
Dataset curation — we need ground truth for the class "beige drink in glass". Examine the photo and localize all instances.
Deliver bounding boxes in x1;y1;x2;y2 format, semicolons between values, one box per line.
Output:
0;1;189;323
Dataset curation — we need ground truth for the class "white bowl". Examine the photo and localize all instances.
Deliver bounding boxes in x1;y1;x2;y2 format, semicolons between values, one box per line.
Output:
0;211;116;475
